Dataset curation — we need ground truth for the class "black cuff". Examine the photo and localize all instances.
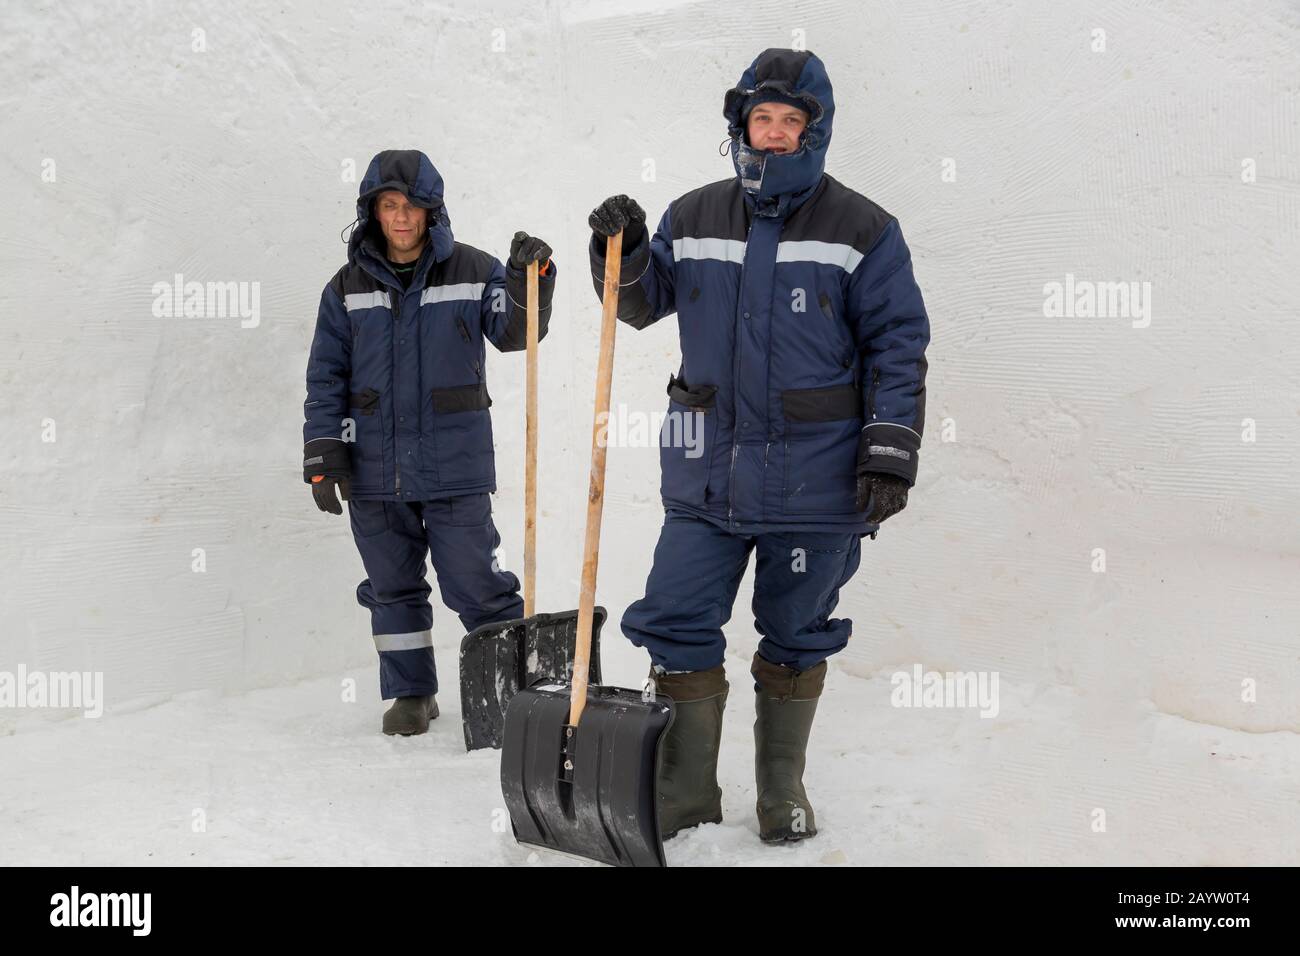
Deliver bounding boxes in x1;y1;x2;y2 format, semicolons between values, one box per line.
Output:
589;228;650;287
589;229;655;329
590;218;646;258
303;438;351;483
505;259;557;312
856;423;921;487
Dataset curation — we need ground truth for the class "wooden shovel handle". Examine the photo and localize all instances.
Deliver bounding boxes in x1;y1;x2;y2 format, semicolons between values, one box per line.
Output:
570;230;622;726
524;260;539;618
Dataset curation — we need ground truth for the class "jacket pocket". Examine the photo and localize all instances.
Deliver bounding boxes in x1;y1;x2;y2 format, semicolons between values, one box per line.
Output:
350;387;380;416
431;382;492;413
429;383;494;486
781;384;860;515
781;383;860;423
660;374;717;506
347;387;386;492
667;374;718;411
818;292;835;320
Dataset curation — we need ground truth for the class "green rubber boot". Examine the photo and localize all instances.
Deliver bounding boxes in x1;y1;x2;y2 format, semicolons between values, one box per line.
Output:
752;653;826;842
382;694;439;736
651;664;729;840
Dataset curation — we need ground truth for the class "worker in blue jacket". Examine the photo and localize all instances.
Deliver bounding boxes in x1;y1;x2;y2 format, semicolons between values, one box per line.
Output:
304;149;555;736
588;50;930;842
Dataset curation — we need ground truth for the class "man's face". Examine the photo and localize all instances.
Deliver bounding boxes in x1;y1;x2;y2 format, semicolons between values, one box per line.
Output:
746;102;809;155
373;189;428;257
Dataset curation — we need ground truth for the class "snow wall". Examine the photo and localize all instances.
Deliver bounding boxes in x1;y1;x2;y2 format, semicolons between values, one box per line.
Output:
1;0;1297;743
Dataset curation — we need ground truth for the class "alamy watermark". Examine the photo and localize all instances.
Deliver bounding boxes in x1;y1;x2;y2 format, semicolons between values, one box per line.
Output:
1042;273;1151;328
151;273;261;328
0;664;103;718
890;663;999;718
50;886;150;935
596;403;705;457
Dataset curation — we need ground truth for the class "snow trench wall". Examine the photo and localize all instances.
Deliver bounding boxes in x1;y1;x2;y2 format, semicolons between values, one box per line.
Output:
1;0;1297;734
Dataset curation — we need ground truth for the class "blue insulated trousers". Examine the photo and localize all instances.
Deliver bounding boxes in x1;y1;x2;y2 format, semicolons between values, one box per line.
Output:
621;510;862;673
348;494;523;699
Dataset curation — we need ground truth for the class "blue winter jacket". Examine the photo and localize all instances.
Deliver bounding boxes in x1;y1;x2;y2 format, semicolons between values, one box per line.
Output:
590;49;929;534
303;149;554;500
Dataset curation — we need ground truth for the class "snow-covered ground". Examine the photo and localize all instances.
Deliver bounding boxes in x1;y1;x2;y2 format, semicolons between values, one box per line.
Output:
2;0;1298;865
3;632;1296;866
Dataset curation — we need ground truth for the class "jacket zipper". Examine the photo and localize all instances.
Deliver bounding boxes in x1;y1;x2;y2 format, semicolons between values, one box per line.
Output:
866;369;880;543
727;444;739;523
359;246;411;497
728;218;756;526
392;284;402;495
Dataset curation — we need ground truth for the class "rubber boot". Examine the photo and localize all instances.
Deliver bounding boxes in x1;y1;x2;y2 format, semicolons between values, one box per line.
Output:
752;652;826;842
382;694;439;736
651;664;728;840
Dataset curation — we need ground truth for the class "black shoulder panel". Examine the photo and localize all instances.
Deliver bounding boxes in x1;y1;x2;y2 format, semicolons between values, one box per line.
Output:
328;261;386;300
428;241;497;288
780;175;895;255
669;178;748;242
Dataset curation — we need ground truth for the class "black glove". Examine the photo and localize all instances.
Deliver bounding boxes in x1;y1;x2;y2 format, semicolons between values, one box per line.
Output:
303;438;351;516
589;195;646;251
509;231;553;271
856;472;909;524
311;475;351;515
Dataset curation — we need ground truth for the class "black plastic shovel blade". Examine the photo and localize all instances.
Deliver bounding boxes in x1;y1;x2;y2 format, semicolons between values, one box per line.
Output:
459;608;606;752
500;681;674;867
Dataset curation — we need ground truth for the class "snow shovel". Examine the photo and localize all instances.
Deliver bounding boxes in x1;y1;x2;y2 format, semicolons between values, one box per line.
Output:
459;258;604;751
499;230;675;867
